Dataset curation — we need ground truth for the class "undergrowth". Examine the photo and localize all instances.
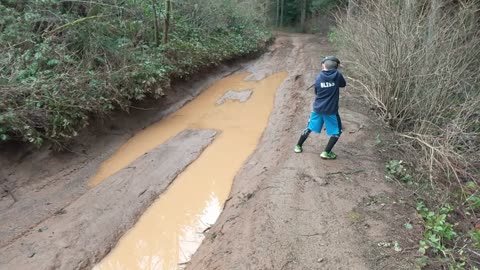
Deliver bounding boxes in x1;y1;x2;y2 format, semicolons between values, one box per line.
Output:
0;0;271;146
334;0;480;267
382;156;480;269
385;158;479;268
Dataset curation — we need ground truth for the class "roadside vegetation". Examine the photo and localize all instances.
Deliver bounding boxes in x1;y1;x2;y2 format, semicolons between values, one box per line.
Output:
0;0;343;146
0;0;272;145
336;0;480;268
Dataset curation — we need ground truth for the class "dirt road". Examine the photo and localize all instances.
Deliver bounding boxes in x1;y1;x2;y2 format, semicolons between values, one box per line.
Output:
186;33;420;270
0;33;419;270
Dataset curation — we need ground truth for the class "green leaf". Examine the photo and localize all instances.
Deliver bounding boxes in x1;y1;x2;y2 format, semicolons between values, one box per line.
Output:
404;223;413;230
47;59;60;66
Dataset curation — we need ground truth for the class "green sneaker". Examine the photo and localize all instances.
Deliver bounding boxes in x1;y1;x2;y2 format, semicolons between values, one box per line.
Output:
294;145;303;153
320;151;337;160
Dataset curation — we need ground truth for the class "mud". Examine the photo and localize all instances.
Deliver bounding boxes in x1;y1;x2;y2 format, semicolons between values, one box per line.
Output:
89;72;287;188
0;33;420;270
215;89;253;105
0;130;216;270
187;34;420;270
0;58;252;250
93;72;287;269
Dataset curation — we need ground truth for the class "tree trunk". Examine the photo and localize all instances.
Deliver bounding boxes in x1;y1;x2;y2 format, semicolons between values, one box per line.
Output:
261;1;267;26
151;0;160;46
300;0;307;32
276;0;280;27
280;0;284;27
163;0;171;44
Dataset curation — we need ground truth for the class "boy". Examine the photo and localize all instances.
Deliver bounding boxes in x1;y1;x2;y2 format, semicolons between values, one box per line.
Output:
294;56;346;159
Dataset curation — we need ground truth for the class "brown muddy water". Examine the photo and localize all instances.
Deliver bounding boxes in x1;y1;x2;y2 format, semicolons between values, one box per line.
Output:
92;71;287;270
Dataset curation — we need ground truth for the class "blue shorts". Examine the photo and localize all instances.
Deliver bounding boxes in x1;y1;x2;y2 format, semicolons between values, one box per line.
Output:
307;112;342;136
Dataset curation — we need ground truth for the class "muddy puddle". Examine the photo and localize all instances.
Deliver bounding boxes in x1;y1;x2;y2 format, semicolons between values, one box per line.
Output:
92;71;287;270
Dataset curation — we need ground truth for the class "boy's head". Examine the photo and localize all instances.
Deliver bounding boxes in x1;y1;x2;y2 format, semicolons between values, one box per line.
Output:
321;56;340;70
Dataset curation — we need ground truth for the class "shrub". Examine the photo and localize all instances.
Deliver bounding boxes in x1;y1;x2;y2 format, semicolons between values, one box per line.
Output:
0;0;271;145
336;0;479;189
336;1;480;267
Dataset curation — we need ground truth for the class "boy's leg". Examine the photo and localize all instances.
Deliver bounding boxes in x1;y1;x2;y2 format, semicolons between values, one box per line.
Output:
294;128;311;153
321;114;342;159
324;135;339;153
297;128;311;147
295;112;323;153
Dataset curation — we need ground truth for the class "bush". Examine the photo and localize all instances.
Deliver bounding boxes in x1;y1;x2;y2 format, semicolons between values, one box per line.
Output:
336;1;480;267
0;0;271;145
336;0;479;189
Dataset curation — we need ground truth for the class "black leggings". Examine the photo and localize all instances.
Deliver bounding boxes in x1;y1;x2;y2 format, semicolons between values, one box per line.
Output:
297;128;311;147
297;128;340;153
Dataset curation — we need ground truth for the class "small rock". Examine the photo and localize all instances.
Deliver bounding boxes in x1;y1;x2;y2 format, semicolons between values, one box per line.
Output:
393;241;402;252
317;258;324;263
216;89;252;105
54;208;67;215
38;226;48;232
28;252;35;258
377;241;391;248
138;189;148;196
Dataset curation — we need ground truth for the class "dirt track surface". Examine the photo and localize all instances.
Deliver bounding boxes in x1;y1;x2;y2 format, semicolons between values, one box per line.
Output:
187;33;419;269
0;130;216;270
0;33;419;270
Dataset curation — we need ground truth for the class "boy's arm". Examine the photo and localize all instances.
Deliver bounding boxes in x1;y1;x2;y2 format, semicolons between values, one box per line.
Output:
313;76;320;94
338;73;347;88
